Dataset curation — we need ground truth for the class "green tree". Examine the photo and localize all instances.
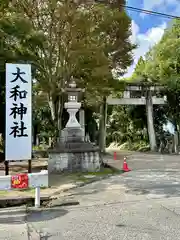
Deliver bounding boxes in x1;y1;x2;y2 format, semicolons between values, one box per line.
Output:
32;82;55;145
0;9;44;152
4;0;134;139
0;70;5;155
142;19;180;128
123;19;180;152
106;104;149;150
131;56;146;81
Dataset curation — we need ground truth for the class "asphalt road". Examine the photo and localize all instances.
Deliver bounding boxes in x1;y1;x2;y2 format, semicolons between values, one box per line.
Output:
1;152;180;239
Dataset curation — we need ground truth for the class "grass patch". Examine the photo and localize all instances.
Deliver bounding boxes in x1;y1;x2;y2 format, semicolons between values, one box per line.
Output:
0;167;119;197
85;168;115;176
68;167;119;183
0;186;48;196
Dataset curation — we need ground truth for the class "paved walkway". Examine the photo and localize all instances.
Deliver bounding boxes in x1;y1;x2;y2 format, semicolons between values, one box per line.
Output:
2;151;180;239
0;207;28;240
26;197;180;239
106;151;180;171
34;151;180;239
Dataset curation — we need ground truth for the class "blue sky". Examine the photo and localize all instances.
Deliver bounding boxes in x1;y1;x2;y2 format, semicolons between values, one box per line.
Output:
124;0;180;77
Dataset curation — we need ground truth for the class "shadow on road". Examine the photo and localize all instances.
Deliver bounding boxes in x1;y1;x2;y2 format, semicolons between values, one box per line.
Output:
69;168;180;199
0;208;68;224
27;208;68;223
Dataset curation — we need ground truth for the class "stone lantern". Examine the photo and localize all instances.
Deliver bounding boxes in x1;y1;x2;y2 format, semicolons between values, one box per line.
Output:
48;77;101;173
64;79;83;129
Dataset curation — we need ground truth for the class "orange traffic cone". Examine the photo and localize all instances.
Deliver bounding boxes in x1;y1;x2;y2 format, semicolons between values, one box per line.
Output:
122;157;131;172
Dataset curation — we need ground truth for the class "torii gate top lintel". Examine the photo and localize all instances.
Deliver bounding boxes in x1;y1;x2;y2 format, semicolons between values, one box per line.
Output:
125;83;164;91
107;83;166;105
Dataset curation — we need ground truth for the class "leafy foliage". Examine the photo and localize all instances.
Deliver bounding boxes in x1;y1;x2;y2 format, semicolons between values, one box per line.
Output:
137;19;180;126
106;105;149;148
106;18;180;150
0;0;135;145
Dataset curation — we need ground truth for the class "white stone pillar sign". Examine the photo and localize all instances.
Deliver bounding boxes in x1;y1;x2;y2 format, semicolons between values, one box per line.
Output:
5;64;32;161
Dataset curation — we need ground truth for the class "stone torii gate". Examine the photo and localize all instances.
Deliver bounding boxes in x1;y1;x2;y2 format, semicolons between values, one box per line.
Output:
106;83;166;151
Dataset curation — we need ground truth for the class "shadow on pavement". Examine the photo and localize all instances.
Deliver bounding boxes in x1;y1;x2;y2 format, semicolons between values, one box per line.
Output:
69;169;180;199
0;208;68;224
27;208;68;223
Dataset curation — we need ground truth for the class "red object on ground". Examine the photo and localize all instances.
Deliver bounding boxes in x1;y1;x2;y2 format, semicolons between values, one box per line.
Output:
122;157;131;172
114;152;117;160
11;173;28;189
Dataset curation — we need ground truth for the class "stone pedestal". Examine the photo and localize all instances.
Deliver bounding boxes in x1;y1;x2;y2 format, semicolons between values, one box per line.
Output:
48;150;101;173
48;79;101;173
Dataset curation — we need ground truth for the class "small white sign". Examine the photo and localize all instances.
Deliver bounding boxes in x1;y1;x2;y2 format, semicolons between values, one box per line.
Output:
5;64;32;161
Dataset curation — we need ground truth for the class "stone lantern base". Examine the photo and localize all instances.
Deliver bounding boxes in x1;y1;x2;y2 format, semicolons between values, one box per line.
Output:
48;144;101;173
48;149;101;173
48;127;101;173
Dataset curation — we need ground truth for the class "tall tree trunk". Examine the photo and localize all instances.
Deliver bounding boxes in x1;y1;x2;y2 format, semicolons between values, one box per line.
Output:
98;97;107;153
48;95;56;122
48;94;64;142
57;95;64;139
48;95;59;144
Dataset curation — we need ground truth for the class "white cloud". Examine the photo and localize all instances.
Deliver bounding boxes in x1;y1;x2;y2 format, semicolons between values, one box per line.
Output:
140;0;180;18
142;0;177;10
124;21;167;78
123;0;180;78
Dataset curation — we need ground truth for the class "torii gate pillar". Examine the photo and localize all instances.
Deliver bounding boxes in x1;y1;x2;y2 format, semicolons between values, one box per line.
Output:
107;84;166;152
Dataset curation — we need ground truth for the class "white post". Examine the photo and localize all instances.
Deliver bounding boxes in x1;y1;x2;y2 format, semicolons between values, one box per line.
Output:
35;186;40;208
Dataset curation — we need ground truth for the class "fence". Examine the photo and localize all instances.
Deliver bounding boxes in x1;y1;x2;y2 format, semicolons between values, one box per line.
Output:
0;170;48;208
